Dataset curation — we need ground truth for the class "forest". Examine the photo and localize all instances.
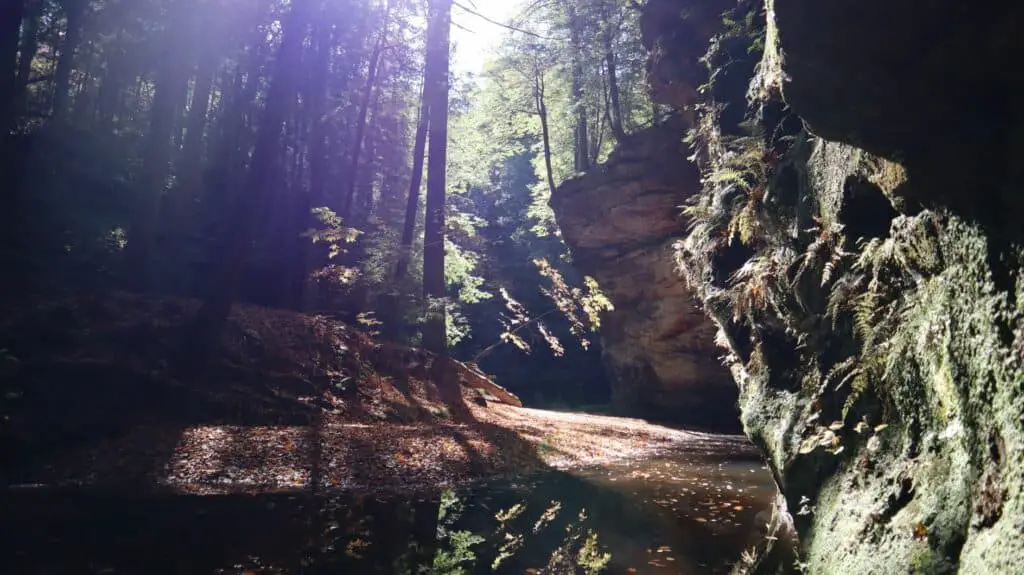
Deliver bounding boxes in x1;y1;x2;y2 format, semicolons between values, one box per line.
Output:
0;0;665;406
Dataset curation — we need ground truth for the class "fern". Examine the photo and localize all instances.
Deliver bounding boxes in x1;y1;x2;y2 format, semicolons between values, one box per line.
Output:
727;196;765;246
825;272;865;329
820;214;948;423
821;356;857;392
791;219;851;290
729;255;774;323
708;167;757;192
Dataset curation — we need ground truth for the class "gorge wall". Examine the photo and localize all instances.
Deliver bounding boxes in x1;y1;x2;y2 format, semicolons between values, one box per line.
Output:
549;119;736;430
555;0;1024;572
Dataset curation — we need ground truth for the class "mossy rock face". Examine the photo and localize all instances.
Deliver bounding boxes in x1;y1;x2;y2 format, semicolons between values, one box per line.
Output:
645;0;1024;572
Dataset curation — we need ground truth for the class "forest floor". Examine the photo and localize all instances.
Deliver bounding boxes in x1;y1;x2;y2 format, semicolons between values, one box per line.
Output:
0;292;735;495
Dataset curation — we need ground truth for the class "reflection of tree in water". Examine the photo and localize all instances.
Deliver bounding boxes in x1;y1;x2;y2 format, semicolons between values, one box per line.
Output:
391;488;612;575
272;487;611;575
0;448;775;574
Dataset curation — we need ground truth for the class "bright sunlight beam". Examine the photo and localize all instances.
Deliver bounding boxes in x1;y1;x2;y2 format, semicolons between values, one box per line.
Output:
451;0;527;77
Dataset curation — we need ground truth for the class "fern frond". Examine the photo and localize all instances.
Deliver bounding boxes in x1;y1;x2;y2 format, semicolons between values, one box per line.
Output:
842;367;872;420
851;289;879;345
727;201;763;246
707;168;755;192
822;245;853;287
825;272;865;329
822;356;858;393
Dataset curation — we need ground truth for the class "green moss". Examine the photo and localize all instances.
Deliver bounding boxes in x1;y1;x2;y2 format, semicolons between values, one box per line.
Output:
676;1;1024;572
908;542;956;575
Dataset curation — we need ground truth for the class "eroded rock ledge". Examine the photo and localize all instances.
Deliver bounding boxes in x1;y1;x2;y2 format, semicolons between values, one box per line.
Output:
549;119;737;430
650;0;1024;573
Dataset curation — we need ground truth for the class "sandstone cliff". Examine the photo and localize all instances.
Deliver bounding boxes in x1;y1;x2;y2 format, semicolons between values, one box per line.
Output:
555;0;1024;572
549;119;737;430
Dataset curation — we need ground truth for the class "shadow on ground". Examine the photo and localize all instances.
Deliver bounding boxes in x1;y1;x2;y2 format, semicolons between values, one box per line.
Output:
0;294;774;574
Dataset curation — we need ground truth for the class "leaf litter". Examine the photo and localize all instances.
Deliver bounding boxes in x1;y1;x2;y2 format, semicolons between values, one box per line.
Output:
0;292;732;495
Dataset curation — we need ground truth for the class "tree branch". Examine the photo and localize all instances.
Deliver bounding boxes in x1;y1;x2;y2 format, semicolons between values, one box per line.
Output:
474;309;559;362
452;1;556;40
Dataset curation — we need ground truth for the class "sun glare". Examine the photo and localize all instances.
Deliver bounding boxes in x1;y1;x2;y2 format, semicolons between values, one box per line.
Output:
451;0;526;76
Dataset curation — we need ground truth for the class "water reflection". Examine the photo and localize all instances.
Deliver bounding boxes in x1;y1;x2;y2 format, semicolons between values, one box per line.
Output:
0;440;775;574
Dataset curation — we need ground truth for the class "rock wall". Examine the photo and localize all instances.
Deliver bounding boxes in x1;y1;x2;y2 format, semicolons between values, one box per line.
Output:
549;119;737;430
644;0;1024;572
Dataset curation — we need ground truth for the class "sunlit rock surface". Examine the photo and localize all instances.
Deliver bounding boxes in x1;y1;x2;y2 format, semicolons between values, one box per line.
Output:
549;119;737;430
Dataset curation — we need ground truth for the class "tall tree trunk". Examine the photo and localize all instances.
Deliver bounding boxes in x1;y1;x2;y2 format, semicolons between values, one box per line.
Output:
94;28;125;133
177;58;217;197
181;0;311;362
161;55;217;292
535;72;557;199
307;21;332;211
124;5;195;291
205;35;265;222
1;0;26;132
393;83;429;287
12;0;42;127
1;0;25;243
300;20;333;310
340;9;389;220
421;0;451;354
356;53;390;221
591;109;605;161
602;15;625;140
70;58;95;123
382;81;428;340
52;0;86;121
567;2;588;172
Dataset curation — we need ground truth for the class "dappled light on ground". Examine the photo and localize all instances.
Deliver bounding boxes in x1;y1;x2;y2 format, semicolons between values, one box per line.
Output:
0;293;779;572
7;373;750;495
2;414;775;574
483;405;748;468
161;422;488;493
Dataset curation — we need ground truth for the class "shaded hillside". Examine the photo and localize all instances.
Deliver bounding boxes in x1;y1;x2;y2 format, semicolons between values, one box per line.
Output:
0;292;719;494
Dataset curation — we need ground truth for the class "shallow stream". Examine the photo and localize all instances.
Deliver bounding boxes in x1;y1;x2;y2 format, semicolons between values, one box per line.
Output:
0;432;776;574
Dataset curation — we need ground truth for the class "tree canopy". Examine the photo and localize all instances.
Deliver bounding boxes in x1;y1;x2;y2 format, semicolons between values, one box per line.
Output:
0;0;654;404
